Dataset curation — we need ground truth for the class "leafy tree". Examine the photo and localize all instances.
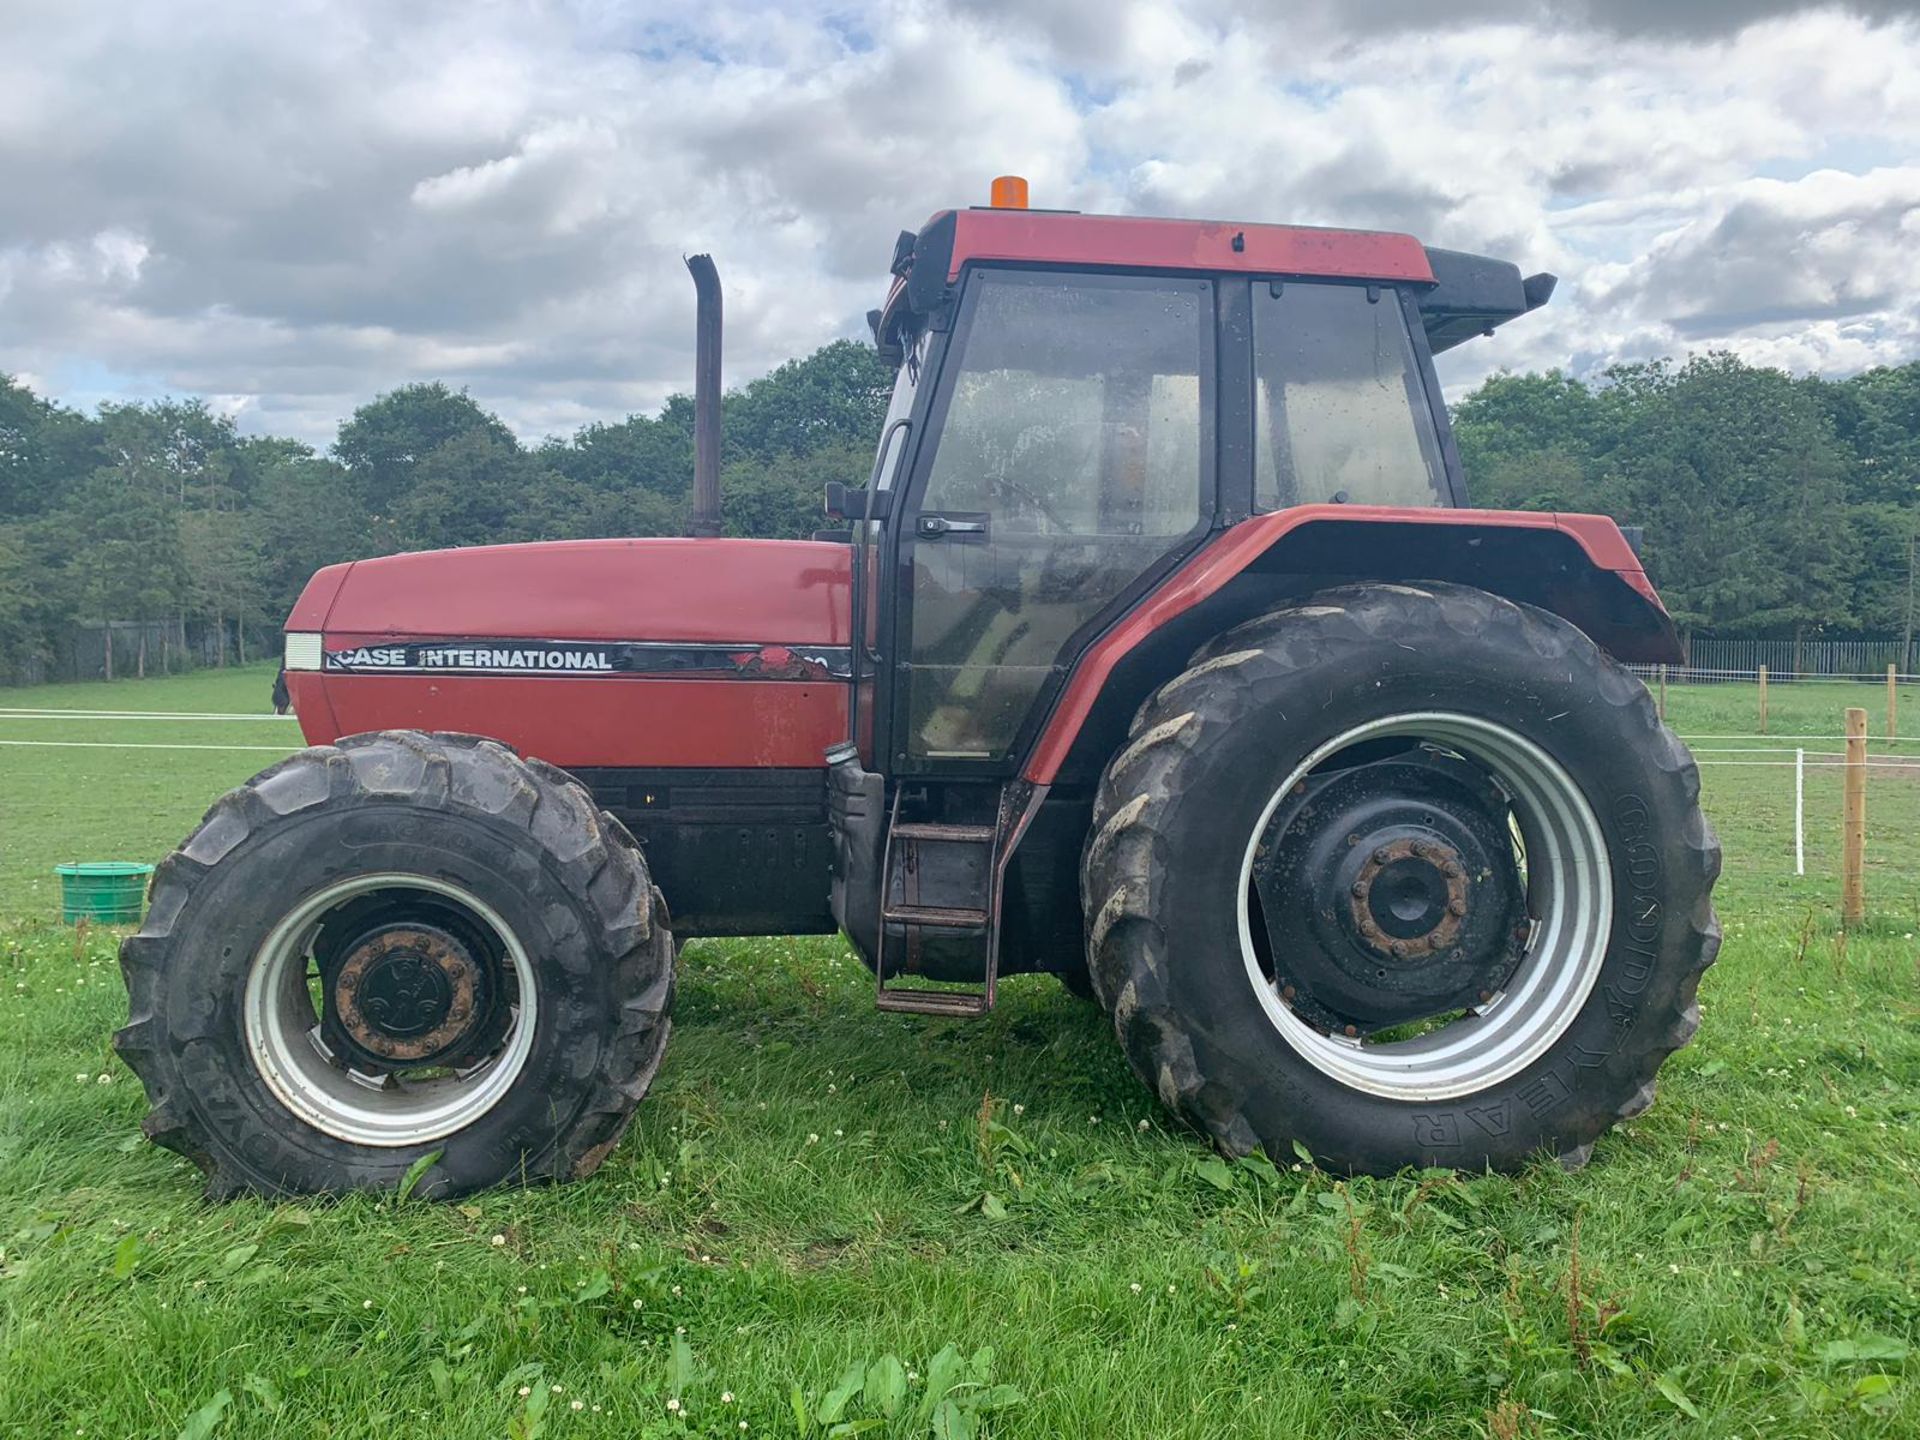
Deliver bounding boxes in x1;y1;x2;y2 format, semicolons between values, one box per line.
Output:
334;383;518;517
546;397;694;499
725;340;893;462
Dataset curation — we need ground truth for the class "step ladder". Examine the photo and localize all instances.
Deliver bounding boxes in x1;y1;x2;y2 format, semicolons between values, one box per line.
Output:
874;794;1001;1017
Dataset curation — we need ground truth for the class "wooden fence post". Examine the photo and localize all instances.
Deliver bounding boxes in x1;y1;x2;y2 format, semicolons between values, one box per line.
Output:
1888;662;1898;740
1843;707;1867;928
1758;665;1768;735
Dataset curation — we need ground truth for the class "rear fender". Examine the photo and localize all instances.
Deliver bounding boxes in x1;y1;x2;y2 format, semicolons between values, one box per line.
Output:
1023;504;1679;786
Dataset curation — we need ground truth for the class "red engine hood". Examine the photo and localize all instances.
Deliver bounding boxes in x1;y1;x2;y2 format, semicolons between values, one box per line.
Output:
287;537;853;770
292;536;853;644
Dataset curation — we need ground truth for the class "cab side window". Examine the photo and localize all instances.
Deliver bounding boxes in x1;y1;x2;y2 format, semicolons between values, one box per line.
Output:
1253;284;1445;511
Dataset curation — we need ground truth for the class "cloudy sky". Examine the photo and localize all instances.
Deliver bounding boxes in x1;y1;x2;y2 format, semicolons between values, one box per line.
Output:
1;0;1916;444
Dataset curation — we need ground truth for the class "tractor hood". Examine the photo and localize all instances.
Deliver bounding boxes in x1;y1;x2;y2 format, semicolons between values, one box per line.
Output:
283;537;854;769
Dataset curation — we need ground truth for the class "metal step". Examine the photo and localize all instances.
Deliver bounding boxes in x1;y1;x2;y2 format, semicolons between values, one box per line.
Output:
875;988;991;1018
891;822;995;843
882;902;989;929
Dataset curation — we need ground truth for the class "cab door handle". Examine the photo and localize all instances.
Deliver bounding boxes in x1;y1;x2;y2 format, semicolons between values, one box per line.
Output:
918;514;988;538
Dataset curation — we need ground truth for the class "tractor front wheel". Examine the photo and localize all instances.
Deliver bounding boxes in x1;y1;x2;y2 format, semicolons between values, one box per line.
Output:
115;731;674;1199
1081;583;1720;1174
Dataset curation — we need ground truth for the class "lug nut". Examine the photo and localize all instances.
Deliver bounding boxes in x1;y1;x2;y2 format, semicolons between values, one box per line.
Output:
1479;990;1494;1003
1448;899;1467;916
1350;882;1366;897
1281;984;1296;1000
1444;862;1463;878
1373;847;1392;864
1343;1024;1359;1038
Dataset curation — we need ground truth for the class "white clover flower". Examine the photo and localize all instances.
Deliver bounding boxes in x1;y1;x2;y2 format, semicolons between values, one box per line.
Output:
666;1397;681;1413
1136;1119;1149;1132
490;1234;506;1247
671;1284;682;1296
552;1384;564;1394
570;1400;584;1412
362;1299;373;1309
1129;1283;1142;1294
518;1386;532;1397
1012;1104;1024;1116
722;1391;735;1404
806;1133;819;1144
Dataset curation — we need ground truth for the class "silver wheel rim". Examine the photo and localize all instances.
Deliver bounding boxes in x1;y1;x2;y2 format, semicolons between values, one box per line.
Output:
1236;712;1612;1102
242;873;538;1146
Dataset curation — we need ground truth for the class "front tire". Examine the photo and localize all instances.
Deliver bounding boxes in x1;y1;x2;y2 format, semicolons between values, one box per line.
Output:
115;732;674;1199
1081;583;1719;1174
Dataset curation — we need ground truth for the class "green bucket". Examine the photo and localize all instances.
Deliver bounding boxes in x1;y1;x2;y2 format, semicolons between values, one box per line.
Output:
56;862;155;925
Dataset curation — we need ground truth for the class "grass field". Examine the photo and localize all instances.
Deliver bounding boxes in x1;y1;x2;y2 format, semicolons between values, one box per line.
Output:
1;666;1916;1437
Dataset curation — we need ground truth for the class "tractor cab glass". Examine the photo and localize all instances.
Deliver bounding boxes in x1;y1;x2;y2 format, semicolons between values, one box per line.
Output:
902;270;1210;764
1252;282;1445;510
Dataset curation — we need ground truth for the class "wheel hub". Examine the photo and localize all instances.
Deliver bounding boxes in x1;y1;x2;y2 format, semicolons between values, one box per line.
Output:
330;922;488;1066
1252;752;1527;1035
1347;835;1470;960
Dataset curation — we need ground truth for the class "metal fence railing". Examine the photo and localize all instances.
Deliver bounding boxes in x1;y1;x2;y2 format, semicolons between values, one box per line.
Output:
1679;637;1916;679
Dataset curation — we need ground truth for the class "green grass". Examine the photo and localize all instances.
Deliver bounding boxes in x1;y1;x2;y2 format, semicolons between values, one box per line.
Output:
1;668;1916;1437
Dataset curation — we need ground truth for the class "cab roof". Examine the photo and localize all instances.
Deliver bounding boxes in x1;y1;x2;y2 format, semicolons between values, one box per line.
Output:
941;208;1435;284
875;207;1554;360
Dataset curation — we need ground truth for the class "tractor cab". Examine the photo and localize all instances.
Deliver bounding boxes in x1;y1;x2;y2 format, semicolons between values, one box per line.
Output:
826;185;1561;1015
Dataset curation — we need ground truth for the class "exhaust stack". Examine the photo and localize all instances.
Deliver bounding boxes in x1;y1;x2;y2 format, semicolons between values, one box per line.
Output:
685;254;723;538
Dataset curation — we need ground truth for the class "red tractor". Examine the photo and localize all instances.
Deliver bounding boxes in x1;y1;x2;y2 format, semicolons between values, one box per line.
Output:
116;183;1719;1198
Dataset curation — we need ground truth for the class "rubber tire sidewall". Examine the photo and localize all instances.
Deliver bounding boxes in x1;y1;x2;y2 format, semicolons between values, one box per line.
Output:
164;804;622;1197
1092;586;1715;1173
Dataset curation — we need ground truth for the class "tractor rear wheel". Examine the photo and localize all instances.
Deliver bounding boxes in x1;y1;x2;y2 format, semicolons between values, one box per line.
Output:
115;731;673;1199
1081;583;1719;1174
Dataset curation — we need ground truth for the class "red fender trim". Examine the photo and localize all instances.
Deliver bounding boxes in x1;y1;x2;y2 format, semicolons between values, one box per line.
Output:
1022;505;1675;784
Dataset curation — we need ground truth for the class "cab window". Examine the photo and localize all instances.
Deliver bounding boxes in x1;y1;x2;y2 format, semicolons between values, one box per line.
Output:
1253;283;1445;510
905;270;1210;763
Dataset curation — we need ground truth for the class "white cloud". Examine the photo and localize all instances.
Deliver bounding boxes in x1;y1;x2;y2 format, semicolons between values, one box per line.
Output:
0;0;1916;443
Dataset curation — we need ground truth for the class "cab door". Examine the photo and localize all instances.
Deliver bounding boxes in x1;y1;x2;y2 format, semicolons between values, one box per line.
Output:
888;269;1216;774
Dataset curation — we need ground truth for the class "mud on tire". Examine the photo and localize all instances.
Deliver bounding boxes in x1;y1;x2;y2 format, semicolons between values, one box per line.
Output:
1080;582;1720;1175
115;731;674;1200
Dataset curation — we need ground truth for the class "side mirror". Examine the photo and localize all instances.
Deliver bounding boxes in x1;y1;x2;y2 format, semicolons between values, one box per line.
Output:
823;483;893;522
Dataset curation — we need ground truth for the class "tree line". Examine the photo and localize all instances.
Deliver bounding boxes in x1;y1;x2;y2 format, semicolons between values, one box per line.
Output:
2;343;1917;685
0;341;893;683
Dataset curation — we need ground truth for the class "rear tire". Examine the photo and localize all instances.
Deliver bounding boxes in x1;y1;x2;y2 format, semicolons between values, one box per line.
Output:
1081;583;1719;1174
115;731;674;1199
